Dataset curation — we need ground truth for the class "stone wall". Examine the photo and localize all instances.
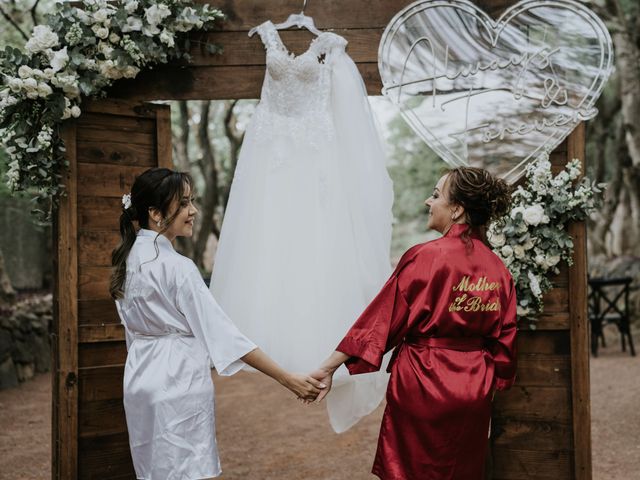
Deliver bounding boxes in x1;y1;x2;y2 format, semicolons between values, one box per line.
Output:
0;294;52;389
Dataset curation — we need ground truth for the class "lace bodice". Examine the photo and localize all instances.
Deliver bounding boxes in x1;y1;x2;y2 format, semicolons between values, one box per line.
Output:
252;21;348;143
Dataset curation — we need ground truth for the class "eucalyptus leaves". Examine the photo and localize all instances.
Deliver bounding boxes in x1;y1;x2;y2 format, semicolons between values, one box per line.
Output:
0;0;223;219
488;155;603;325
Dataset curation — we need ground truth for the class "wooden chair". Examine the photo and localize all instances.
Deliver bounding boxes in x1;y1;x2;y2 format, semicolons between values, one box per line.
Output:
588;276;635;357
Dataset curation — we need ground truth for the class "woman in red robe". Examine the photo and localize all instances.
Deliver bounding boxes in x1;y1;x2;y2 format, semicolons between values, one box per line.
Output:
313;167;517;480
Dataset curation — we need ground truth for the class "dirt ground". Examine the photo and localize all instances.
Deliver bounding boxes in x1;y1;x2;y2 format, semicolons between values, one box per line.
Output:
0;326;638;480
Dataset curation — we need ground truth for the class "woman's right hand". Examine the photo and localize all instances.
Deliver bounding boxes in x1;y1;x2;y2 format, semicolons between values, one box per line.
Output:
282;373;326;402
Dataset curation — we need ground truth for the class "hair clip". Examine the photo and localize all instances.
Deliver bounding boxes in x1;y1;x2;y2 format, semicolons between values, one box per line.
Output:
122;193;132;210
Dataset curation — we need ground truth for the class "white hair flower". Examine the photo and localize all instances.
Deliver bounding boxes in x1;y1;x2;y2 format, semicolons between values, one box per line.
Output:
122;193;132;209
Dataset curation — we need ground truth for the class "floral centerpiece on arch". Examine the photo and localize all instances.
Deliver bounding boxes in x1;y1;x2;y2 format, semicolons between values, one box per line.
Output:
488;155;603;325
0;0;223;218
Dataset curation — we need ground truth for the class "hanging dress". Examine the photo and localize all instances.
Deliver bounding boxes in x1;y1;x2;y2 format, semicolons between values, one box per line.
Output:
210;20;394;433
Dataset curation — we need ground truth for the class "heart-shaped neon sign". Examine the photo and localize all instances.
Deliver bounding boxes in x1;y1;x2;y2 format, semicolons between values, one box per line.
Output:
378;0;614;182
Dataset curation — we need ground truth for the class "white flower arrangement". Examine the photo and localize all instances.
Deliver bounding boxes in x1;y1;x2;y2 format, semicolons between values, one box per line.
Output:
488;155;604;326
0;0;224;219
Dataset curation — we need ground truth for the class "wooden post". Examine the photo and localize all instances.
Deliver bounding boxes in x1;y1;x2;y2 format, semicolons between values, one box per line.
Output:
567;122;592;479
52;122;79;480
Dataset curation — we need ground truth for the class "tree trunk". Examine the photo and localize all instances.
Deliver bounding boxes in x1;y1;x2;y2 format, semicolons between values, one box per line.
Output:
0;248;16;305
173;101;191;173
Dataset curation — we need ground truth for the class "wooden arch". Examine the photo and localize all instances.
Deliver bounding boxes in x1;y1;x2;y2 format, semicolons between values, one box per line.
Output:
52;1;591;478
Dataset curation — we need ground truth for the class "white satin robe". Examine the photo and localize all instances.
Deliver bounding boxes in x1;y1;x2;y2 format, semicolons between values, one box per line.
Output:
115;229;256;480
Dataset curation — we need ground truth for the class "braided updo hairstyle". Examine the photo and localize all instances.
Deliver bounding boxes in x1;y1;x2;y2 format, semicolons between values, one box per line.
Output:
446;167;512;244
109;168;193;300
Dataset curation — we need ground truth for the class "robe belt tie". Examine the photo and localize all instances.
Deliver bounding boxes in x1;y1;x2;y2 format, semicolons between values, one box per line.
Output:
404;336;485;351
132;332;195;340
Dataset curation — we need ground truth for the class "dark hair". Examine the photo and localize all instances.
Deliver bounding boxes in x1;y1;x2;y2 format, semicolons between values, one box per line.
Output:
110;168;193;300
445;167;512;244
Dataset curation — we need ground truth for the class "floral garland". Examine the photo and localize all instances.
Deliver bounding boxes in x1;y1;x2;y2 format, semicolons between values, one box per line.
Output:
487;155;603;326
0;0;223;219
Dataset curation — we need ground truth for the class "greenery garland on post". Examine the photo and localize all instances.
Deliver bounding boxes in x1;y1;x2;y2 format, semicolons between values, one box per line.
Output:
0;0;224;220
488;154;604;327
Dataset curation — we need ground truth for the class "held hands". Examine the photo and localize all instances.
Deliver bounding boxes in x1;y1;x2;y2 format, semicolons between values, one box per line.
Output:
281;372;326;402
308;366;336;403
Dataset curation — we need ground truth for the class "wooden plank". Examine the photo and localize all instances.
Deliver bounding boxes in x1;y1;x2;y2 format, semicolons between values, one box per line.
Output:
515;354;570;387
79;324;125;343
492;417;572;452
541;286;569;314
109;63;382;100
493;386;571;423
190;28;382;66
79;365;124;402
77;128;155;146
78;113;156;134
53;122;79;480
567;122;592;480
77;163;149;199
79;266;111;301
79;399;128;439
78;432;134;480
517;330;570;355
78;197;122;232
81;98;167;118
78;299;119;326
521;312;570;331
492;448;572;480
77;141;156;167
79;230;120;267
156;104;173;169
79;342;127;368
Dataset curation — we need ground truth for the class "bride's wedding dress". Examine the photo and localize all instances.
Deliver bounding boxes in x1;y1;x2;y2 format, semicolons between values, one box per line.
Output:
210;20;394;433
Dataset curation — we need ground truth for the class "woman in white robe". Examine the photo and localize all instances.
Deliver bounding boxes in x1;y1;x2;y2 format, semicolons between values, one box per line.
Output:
111;168;324;480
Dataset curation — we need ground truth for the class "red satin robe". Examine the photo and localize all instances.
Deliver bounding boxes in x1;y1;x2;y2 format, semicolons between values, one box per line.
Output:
337;224;517;480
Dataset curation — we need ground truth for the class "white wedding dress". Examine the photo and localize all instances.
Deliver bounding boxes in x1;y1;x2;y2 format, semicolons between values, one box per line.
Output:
210;20;394;433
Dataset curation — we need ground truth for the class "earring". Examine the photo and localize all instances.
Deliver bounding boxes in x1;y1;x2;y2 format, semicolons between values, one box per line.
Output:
157;220;161;227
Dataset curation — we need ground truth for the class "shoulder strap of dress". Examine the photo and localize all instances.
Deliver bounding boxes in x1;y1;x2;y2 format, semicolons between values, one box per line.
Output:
255;21;281;50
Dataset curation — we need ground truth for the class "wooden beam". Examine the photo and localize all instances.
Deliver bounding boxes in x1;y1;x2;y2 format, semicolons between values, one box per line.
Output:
567;122;592;480
53;122;79;480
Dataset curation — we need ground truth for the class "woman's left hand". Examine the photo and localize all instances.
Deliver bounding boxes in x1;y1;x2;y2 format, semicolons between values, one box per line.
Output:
308;366;335;403
283;373;326;402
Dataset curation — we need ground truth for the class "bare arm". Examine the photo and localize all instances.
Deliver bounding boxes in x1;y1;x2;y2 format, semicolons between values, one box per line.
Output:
241;348;326;401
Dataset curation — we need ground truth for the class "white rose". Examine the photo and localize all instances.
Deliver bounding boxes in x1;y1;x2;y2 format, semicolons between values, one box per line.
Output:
159;29;175;47
8;78;24;92
70;105;81;118
123;66;140;78
37;82;53;97
535;254;546;266
513;245;526;259
122;16;143;32
488;232;506;248
50;47;69;72
523;238;535;250
62;108;72;120
25;25;59;53
142;24;161;37
522;204;545;226
501;245;513;258
93;8;110;23
145;4;172;26
98;42;114;58
125;0;139;13
92;25;110;39
23;77;38;91
75;9;91;25
516;305;530;316
109;32;120;43
545;255;561;268
43;68;55;79
18;65;33;79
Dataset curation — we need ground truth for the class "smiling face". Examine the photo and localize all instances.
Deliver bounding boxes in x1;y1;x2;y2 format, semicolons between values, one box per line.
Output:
424;173;463;233
155;183;198;241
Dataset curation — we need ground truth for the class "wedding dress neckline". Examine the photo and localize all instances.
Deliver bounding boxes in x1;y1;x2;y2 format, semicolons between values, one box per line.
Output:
263;20;333;60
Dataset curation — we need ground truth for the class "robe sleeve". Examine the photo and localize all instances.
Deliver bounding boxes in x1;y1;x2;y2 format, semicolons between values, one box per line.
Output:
176;265;257;376
336;248;420;374
489;279;518;391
